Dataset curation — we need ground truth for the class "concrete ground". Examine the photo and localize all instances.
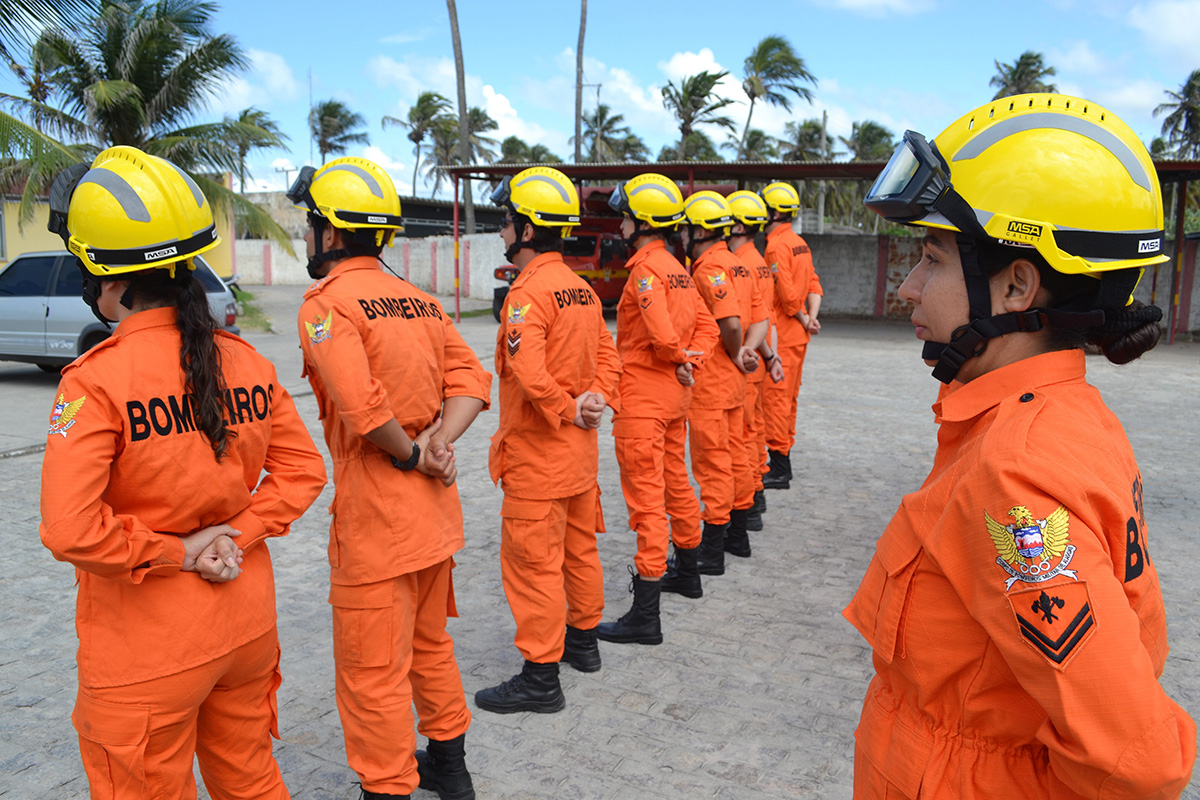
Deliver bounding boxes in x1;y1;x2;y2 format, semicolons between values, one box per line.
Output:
2;283;1197;799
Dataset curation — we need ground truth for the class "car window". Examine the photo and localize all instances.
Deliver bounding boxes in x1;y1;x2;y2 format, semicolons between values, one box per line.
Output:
562;236;598;259
0;256;55;296
53;258;83;296
192;259;224;293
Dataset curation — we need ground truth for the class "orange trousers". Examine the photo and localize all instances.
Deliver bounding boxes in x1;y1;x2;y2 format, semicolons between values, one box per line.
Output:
763;342;807;454
689;404;753;523
72;629;285;800
854;741;915;800
499;486;606;663
330;559;470;796
613;415;702;578
744;378;767;491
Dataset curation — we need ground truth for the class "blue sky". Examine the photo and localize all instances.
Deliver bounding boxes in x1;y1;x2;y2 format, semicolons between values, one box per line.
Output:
11;0;1199;197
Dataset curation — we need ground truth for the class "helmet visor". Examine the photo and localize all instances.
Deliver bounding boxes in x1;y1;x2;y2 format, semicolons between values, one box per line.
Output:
286;166;318;208
489;176;513;208
608;182;630;215
864;131;949;222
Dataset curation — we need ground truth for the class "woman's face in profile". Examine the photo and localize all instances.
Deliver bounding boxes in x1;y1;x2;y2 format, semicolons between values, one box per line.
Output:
898;227;970;365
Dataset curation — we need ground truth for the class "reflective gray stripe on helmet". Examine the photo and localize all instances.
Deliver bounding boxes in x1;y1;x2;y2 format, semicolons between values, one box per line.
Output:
630;182;680;203
953;113;1153;191
917;208;994;231
163;160;205;207
515;173;570;202
81;168;151;223
324;164;384;198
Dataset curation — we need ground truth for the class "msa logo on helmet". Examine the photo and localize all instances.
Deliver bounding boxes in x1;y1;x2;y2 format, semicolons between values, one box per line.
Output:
1006;221;1043;239
1138;238;1161;253
145;246;178;261
367;215;387;224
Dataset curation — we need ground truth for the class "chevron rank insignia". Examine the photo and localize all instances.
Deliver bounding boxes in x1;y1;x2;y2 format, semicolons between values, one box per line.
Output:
639;294;653;310
986;504;1079;591
1008;582;1096;669
305;310;333;344
507;329;521;357
48;393;85;437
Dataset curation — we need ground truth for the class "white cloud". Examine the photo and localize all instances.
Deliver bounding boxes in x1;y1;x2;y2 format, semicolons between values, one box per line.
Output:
271;157;296;171
208;49;300;116
1128;1;1200;67
1048;41;1108;77
380;28;432;45
814;0;936;16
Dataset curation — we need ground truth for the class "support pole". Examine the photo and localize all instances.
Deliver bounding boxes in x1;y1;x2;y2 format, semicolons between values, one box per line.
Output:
687;166;694;197
453;175;461;324
1169;178;1188;344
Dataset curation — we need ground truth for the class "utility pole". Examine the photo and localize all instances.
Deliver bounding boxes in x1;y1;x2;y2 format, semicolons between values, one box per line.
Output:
817;109;828;235
574;0;587;163
276;165;296;190
308;68;314;166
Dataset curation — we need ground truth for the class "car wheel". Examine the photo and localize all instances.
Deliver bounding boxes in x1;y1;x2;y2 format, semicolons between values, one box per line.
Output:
81;331;109;354
493;286;509;323
37;363;62;374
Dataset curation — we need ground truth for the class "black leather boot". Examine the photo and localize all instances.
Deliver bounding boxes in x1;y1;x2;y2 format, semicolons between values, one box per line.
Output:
596;574;663;644
746;490;765;531
660;545;702;598
725;508;752;558
561;625;601;673
763;449;791;489
474;661;565;714
415;733;475;800
360;788;410;800
697;521;727;575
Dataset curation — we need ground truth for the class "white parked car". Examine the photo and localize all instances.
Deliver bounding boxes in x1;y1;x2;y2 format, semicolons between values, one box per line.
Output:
0;251;239;372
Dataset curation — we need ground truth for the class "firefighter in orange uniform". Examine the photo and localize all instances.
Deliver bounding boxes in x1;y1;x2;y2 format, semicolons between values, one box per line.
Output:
290;158;491;800
726;190;785;534
596;173;718;644
679;191;768;571
474;167;620;714
760;182;823;490
846;95;1196;799
40;147;326;800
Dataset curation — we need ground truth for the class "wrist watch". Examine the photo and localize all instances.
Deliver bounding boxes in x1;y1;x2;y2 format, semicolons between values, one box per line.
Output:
391;443;421;471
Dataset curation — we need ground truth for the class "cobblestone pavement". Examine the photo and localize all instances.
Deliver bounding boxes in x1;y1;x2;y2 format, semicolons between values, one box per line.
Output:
2;284;1197;799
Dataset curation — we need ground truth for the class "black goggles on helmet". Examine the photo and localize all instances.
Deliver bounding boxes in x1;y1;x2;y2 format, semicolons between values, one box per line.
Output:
608;182;631;216
286;166;318;210
490;176;514;209
864;130;988;240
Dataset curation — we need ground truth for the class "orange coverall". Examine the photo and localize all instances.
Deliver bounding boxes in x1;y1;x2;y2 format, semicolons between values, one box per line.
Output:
613;238;718;577
689;241;767;522
734;240;775;493
762;224;823;455
489;252;621;663
40;306;326;800
298;257;492;797
844;350;1196;799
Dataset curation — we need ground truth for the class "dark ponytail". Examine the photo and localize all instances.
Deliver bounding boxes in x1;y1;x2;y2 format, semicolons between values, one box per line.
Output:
128;266;235;461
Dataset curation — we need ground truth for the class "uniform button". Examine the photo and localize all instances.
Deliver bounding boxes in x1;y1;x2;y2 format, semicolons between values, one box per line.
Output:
1019;393;1035;403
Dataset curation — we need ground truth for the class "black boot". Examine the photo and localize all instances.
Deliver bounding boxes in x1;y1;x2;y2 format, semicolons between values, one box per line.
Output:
360;788;410;800
725;508;752;558
697;521;727;576
660;545;702;598
415;733;475;800
596;573;662;644
474;661;565;714
561;625;601;673
763;449;791;489
746;490;765;531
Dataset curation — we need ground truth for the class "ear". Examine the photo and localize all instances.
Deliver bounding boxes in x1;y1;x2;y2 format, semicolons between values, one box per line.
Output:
323;224;341;250
521;223;536;243
993;258;1043;313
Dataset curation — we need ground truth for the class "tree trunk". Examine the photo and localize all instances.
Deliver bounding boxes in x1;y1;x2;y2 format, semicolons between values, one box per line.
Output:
574;0;587;164
412;141;421;198
446;0;473;233
737;99;755;160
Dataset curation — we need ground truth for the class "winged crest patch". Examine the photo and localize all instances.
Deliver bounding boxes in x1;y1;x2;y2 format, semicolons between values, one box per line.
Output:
987;504;1079;591
305;310;333;344
506;303;531;325
48;393;85;437
637;275;654;293
708;272;727;287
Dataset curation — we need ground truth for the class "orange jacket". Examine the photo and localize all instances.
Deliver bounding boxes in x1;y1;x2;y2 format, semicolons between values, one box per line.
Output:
489;252;620;499
844;349;1196;799
734;240;774;385
40;307;326;688
690;242;766;410
298;257;492;585
614;239;718;421
765;225;823;346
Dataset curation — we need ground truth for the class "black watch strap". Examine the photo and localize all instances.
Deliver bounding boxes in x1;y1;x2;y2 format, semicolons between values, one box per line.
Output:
391;443;420;471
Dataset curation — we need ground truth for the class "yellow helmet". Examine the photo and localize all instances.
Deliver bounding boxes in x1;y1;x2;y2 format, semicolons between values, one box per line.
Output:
49;145;219;277
866;93;1166;278
726;190;769;229
490;166;580;233
288;157;404;247
683;191;734;233
608;173;685;228
760;182;801;214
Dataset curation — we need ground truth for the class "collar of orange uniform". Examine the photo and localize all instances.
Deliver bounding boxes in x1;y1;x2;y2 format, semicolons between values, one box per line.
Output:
934;349;1086;424
766;224;793;242
113;305;178;337
511;251;565;289
692;239;730;269
325;255;383;279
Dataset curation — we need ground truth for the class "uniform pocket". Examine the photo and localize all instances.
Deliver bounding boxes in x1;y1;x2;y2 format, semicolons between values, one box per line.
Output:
72;691;151;799
845;516;924;664
500;497;555;562
329;581;394;669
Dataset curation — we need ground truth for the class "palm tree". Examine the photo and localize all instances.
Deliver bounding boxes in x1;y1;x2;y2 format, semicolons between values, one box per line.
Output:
229;107;288;194
421;108;499;197
990;51;1057;99
1155;70;1200;159
382;90;451;197
737;35;816;159
0;0;96;67
657;131;722;162
445;0;474;232
839;120;895;161
613;132;650;163
463;106;499;163
0;0;287;244
661;71;736;160
576;103;629;162
777;118;833;161
498;135;561;164
723;128;777;161
309;99;368;165
423;115;458;197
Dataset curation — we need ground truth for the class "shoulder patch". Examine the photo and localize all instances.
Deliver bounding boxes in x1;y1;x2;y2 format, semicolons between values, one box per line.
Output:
708;272;727;287
1008;582;1096;669
986;503;1078;591
48;393;85;437
637;275;654;293
305;310;334;344
506;302;531;325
